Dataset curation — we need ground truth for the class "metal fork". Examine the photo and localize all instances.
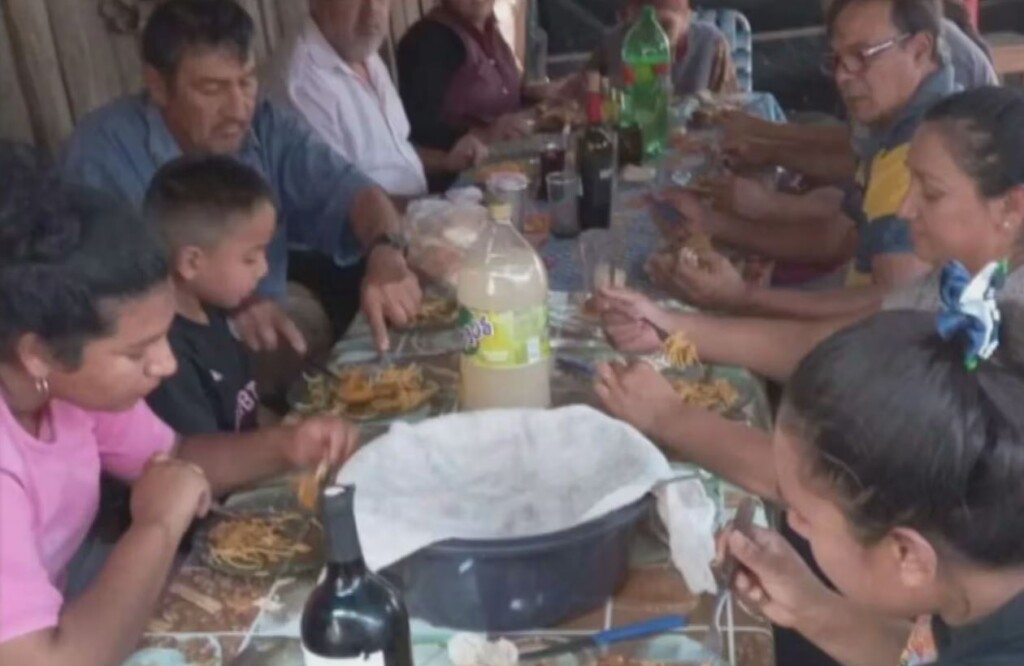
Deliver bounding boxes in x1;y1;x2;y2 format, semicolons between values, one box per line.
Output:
701;498;757;664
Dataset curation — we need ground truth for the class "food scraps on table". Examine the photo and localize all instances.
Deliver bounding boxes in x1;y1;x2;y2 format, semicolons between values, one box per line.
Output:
448;634;520;666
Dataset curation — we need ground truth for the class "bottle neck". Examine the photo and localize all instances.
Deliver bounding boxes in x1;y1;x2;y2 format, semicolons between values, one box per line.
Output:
322;486;366;570
326;558;368;591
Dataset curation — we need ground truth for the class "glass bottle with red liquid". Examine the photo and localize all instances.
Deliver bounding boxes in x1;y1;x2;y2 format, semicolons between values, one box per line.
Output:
576;71;616;231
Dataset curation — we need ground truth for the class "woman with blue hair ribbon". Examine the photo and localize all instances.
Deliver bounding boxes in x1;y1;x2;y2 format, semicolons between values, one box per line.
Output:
714;294;1024;666
594;85;1024;666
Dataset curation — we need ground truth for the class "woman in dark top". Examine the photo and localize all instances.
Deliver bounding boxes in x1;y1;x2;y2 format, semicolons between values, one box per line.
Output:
397;0;564;158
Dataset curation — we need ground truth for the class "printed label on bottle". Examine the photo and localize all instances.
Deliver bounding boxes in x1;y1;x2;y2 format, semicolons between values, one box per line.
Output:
459;305;550;369
633;63;655;85
302;647;386;666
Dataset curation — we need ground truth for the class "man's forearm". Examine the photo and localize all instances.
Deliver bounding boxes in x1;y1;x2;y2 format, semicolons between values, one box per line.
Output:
350;187;404;247
795;591;911;666
754;122;850;150
415;146;451;175
0;522;181;666
652;407;779;501
775;145;857;184
177;428;290;496
710;209;855;265
751;187;844;227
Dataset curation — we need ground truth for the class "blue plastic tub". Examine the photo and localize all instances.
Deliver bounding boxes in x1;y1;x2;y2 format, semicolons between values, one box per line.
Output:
381;495;653;632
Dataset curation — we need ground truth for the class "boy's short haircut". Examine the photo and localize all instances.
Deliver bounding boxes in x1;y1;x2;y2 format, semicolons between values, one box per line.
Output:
145;154;274;251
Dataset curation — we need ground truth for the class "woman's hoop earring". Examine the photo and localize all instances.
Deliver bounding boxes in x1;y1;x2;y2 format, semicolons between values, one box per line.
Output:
35;377;50;398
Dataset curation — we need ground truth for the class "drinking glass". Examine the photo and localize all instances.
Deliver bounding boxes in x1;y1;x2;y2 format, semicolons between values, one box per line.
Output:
580;227;628;296
546;172;580;239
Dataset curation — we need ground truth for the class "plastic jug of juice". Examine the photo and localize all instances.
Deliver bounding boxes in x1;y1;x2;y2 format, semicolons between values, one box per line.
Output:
622;5;671;159
458;203;551;410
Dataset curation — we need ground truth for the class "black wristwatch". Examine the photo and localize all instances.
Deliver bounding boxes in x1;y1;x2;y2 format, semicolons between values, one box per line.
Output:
368;231;409;257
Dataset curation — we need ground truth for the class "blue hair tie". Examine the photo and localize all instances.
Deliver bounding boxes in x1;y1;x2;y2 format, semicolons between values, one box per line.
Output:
937;260;1008;370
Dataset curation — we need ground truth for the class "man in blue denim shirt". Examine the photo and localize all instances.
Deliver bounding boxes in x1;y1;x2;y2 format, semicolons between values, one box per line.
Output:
62;0;420;355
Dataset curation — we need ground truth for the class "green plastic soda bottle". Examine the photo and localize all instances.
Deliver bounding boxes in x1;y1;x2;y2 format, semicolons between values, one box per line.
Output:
621;5;671;159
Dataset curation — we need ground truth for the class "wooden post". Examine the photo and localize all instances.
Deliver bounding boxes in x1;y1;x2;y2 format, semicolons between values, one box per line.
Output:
236;0;269;62
4;0;74;152
47;0;126;120
275;0;309;44
0;0;34;142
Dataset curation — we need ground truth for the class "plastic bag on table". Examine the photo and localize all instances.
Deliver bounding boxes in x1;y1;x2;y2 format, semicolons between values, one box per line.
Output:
405;199;488;288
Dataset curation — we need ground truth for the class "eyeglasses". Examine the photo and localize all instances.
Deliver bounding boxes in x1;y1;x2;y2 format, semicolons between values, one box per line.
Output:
821;33;911;76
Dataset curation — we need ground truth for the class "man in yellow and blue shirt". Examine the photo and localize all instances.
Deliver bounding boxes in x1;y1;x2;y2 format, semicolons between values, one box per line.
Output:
660;0;955;320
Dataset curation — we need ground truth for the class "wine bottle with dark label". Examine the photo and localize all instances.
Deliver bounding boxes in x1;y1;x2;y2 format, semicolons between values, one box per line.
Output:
577;71;616;231
301;485;413;666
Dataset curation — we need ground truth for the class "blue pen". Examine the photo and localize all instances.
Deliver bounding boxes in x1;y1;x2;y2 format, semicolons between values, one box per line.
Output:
518;615;688;661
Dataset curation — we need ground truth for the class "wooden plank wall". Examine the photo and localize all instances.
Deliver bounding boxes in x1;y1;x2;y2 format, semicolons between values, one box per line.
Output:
1;0;526;153
0;0;311;153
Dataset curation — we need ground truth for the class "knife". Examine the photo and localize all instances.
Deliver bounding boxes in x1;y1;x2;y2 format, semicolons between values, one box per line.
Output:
555;356;597;379
518;615;687;661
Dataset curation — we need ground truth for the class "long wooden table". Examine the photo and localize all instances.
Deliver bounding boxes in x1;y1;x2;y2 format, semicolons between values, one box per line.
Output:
124;99;783;666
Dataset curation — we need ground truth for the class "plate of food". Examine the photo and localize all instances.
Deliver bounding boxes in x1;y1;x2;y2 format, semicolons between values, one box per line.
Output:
195;488;323;579
658;331;752;417
396;296;460;331
290;363;446;423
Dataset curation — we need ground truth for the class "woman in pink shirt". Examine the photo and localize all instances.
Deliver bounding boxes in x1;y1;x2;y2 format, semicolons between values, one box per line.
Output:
0;146;358;666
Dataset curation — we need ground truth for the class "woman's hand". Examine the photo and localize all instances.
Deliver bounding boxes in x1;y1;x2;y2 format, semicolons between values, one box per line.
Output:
594;360;680;435
596;286;673;354
724;525;832;630
131;454;211;536
662;250;750;312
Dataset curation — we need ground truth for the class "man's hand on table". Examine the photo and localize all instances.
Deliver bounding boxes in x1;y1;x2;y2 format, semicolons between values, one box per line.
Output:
131;453;211;537
707;173;776;222
595;286;674;354
649;248;750;313
362;245;423;353
277;415;360;470
656;188;711;235
231;298;308;355
446;134;490;173
594;360;681;436
723;524;833;631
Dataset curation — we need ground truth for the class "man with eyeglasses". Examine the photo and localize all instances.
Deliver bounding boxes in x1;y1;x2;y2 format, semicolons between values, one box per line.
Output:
651;0;954;322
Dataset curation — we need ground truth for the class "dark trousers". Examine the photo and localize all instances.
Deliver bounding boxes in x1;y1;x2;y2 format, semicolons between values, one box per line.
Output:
287;249;365;339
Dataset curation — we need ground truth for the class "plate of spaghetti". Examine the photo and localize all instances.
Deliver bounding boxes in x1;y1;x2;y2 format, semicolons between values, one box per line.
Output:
291;363;444;422
197;508;322;579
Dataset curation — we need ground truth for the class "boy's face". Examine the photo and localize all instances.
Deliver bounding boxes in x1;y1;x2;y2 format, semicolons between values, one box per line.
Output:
177;201;275;310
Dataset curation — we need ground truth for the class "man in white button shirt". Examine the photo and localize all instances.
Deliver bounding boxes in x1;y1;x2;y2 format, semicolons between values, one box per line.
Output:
270;0;488;197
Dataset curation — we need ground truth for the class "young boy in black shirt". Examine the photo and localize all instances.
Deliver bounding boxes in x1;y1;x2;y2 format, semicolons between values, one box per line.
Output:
144;156;274;435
